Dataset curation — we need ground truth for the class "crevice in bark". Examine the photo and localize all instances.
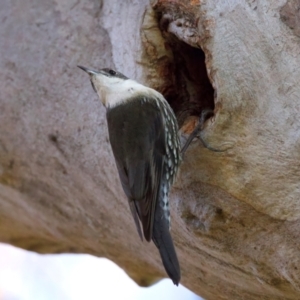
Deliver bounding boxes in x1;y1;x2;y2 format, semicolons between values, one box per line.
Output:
153;6;215;129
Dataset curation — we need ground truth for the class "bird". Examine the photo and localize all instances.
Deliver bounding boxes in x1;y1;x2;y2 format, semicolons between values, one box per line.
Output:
78;65;181;285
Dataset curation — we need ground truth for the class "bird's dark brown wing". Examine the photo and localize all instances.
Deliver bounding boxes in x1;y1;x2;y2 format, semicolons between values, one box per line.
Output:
106;97;166;241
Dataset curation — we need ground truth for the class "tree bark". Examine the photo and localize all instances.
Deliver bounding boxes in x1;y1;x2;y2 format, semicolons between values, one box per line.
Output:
1;0;300;299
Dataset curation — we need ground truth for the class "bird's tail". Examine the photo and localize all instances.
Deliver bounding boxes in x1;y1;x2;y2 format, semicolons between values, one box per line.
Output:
152;203;181;285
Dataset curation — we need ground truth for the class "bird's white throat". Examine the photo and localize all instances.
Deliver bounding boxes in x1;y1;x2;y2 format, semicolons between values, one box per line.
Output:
92;75;162;108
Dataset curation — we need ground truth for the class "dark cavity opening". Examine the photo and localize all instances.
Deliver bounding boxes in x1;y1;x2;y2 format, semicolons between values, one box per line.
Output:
154;13;215;128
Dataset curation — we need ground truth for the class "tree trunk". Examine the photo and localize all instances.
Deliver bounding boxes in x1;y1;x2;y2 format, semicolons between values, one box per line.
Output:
1;0;300;299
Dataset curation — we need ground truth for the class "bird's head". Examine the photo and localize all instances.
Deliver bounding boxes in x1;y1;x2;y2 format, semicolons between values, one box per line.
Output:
78;66;130;108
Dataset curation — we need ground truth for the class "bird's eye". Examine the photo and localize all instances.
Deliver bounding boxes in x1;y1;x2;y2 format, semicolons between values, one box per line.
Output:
108;69;116;76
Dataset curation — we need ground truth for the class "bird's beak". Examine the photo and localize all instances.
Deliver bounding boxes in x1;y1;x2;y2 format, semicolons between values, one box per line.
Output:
77;65;99;76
